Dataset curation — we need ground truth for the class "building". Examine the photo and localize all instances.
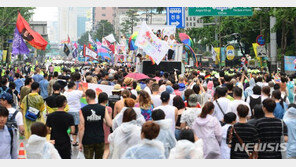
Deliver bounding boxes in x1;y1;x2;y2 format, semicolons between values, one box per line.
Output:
58;7;78;42
48;21;59;43
77;7;92;38
30;21;48;39
94;7;116;25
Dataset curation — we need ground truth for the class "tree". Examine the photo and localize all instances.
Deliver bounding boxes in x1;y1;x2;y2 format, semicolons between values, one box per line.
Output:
77;31;90;46
156;7;166;14
0;7;35;49
93;20;115;41
120;9;139;37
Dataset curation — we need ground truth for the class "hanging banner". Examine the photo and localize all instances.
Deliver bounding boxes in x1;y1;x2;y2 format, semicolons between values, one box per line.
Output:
221;47;226;64
135;25;176;37
2;50;7;62
214;47;221;64
135;22;170;65
226;45;235;60
284;56;296;72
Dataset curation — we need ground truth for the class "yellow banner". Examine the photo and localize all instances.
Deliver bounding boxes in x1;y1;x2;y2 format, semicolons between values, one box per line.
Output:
252;43;261;66
3;50;7;62
214;47;221;64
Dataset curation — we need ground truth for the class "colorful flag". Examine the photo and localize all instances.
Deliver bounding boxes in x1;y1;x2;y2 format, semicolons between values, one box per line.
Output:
104;34;116;43
12;27;30;55
74;42;78;49
72;48;78;58
205;74;211;80
84;45;98;60
63;44;70;56
16;12;48;50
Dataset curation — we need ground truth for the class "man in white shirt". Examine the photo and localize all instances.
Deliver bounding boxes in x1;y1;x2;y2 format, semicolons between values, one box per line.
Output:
150;83;162;108
0;92;24;135
213;86;230;122
226;86;251;121
143;79;154;96
154;91;178;133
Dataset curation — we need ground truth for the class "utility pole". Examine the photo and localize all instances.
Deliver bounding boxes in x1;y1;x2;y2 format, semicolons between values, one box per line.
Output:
270;16;277;72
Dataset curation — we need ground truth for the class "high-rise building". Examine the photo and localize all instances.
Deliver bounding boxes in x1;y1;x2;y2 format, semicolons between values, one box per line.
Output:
184;8;204;29
59;7;78;42
94;7;116;25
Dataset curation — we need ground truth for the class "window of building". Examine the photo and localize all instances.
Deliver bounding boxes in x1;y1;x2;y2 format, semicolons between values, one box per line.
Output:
102;14;106;17
186;23;189;27
186;17;188;21
193;17;196;21
190;17;192;21
193;23;196;27
197;19;199;23
190;22;192;26
102;7;106;10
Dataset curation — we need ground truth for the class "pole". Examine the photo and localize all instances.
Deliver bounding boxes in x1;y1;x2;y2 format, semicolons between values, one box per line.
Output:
270;16;277;72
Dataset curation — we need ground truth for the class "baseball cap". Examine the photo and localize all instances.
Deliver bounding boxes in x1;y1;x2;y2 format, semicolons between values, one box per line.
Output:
160;91;170;102
0;92;13;104
166;86;174;94
188;94;198;107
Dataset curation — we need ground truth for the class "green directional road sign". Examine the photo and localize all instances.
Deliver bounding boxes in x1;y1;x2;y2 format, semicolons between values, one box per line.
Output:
188;7;253;16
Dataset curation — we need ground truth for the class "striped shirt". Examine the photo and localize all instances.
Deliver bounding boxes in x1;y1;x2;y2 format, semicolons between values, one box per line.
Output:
227;123;259;159
255;117;288;159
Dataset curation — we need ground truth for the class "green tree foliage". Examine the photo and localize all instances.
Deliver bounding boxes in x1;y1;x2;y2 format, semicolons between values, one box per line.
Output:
120;9;140;37
78;31;90;46
0;7;35;48
93;20;115;41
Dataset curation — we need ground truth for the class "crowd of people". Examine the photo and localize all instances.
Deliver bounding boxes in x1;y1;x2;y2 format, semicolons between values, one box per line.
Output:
0;63;296;159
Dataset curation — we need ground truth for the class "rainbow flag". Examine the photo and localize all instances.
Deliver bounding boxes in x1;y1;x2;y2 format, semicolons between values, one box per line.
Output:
205;74;211;80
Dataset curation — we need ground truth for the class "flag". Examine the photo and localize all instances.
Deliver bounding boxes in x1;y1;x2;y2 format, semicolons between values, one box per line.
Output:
63;44;70;56
84;45;98;60
205;74;211;80
16;12;48;50
88;33;95;44
74;42;78;49
102;38;115;53
104;34;116;43
12;27;30;55
72;48;78;58
211;45;216;62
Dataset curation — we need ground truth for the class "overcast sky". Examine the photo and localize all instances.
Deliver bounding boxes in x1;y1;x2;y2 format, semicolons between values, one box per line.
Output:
33;7;58;21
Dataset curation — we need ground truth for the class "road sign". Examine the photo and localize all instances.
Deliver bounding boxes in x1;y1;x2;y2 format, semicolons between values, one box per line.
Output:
256;35;265;46
188;7;253;16
256;45;267;57
166;7;185;29
226;45;235;60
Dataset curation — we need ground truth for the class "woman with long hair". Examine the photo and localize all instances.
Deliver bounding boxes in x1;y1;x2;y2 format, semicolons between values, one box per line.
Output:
272;90;288;119
138;90;154;121
191;102;222;159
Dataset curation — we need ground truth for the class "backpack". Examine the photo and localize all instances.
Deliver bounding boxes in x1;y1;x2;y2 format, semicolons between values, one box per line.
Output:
0;87;9;96
108;95;121;119
249;96;261;115
6;110;19;156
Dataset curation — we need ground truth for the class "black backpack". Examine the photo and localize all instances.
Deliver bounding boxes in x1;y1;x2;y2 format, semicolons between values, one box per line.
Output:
249;96;261;115
108;95;121;119
6;110;19;156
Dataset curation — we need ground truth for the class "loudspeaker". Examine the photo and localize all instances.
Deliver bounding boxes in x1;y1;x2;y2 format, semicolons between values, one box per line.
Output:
142;61;182;75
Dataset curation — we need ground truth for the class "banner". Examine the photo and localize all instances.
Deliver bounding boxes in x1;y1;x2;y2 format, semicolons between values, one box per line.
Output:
84;45;98;60
252;43;260;60
3;50;7;62
214;47;221;64
135;22;170;65
284;56;296;72
135;25;176;37
63;44;70;56
220;47;226;66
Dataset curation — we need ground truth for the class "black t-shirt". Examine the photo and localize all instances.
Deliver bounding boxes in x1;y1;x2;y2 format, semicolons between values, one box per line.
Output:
227;123;259;159
46;111;74;145
255;117;288;159
45;93;60;108
81;104;105;145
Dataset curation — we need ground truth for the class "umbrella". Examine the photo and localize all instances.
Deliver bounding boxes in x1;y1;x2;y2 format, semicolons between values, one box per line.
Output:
125;73;150;81
128;31;138;51
153;77;161;81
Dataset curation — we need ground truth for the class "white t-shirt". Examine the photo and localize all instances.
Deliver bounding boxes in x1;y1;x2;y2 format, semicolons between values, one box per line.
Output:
151;95;162;108
226;99;251;121
154;105;177;133
213;97;230;121
64;90;83;113
180;107;202;127
143;86;152;96
220;124;231;159
169;94;176;106
8;107;23;126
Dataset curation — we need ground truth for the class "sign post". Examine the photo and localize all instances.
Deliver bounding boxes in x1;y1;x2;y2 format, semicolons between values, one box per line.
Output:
188;7;253;16
166;7;185;28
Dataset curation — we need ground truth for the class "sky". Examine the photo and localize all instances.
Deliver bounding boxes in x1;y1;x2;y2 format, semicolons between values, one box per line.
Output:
33;7;58;22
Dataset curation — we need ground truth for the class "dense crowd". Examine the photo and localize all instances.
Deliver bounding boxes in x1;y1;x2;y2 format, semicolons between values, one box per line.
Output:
0;63;295;159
